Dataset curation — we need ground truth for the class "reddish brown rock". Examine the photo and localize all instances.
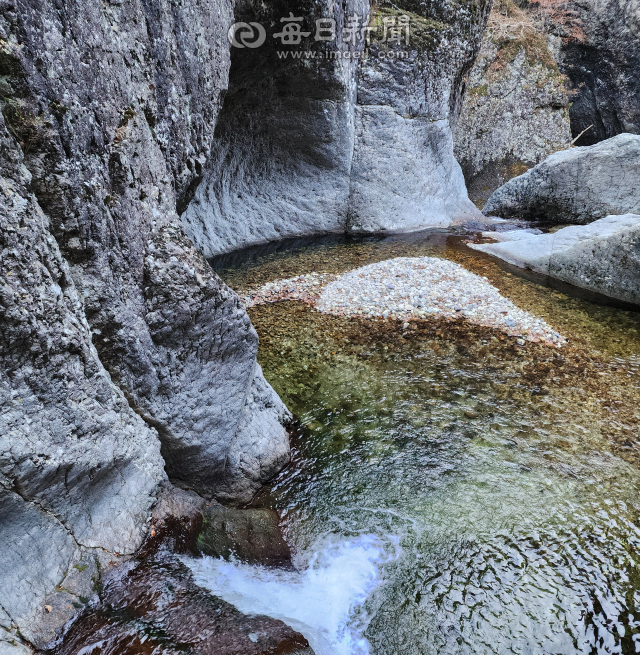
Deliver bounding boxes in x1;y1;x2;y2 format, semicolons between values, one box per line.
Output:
50;556;312;655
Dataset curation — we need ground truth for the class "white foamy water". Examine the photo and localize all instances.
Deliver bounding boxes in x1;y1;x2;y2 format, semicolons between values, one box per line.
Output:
183;535;394;655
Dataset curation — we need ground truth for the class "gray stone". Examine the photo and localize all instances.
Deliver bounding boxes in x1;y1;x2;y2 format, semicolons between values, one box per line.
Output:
2;0;290;508
347;110;479;233
454;0;572;206
0;112;165;644
483;134;640;222
214;364;292;506
0;0;291;645
0;637;32;655
347;5;488;233
181;0;490;256
180;0;365;257
471;214;640;304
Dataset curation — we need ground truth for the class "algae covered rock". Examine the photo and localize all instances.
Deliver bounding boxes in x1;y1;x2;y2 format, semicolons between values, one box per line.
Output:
198;505;293;568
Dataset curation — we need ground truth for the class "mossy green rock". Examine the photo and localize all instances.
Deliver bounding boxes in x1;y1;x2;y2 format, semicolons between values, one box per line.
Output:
198;506;293;568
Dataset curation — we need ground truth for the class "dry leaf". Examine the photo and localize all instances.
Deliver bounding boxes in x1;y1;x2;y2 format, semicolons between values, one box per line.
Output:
44;605;52;613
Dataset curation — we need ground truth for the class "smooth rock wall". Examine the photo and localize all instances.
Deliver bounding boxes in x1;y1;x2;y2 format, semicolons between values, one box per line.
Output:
181;0;490;256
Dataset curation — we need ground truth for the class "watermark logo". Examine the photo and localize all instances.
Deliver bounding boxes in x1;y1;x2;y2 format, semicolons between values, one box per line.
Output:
227;22;267;48
227;12;412;49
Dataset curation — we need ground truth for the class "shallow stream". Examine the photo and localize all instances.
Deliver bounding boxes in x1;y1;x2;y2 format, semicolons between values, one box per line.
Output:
191;230;640;655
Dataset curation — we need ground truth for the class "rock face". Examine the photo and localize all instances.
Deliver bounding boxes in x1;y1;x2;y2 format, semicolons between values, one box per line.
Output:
1;0;291;504
346;5;488;233
181;0;490;256
454;0;571;206
551;0;640;144
0;107;165;649
483;134;640;222
0;0;292;645
471;214;640;304
51;555;314;655
198;505;293;567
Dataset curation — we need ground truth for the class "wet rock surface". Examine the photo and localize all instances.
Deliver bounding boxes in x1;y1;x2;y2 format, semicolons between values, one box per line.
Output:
472;214;640;305
139;482;207;557
198;506;293;568
49;555;313;655
45;483;311;655
483;134;640;222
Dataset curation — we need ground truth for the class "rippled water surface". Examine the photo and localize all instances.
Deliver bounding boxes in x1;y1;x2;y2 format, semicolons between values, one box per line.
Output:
210;230;640;655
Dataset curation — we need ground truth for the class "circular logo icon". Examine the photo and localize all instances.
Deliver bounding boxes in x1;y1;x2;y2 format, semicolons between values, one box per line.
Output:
228;22;267;48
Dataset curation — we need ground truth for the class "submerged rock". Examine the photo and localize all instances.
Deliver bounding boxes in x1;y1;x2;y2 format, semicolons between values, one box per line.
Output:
471;214;640;305
483;134;640;222
198;506;293;568
50;555;313;655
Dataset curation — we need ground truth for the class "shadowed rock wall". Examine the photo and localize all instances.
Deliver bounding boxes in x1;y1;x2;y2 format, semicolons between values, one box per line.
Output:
454;0;571;206
548;0;640;144
181;0;491;256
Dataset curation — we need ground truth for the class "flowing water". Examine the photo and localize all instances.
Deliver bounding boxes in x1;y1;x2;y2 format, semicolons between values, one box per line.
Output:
190;230;640;655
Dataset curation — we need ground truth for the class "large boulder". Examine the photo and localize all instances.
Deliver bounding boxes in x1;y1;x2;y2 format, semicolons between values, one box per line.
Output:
1;0;291;506
181;0;491;256
471;214;640;304
0;0;292;645
482;134;640;222
454;0;572;206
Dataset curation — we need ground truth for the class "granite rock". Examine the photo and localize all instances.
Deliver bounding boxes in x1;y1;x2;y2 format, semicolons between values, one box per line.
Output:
181;0;490;256
0;0;292;645
483;134;640;222
471;214;640;304
551;0;640;144
454;0;571;206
